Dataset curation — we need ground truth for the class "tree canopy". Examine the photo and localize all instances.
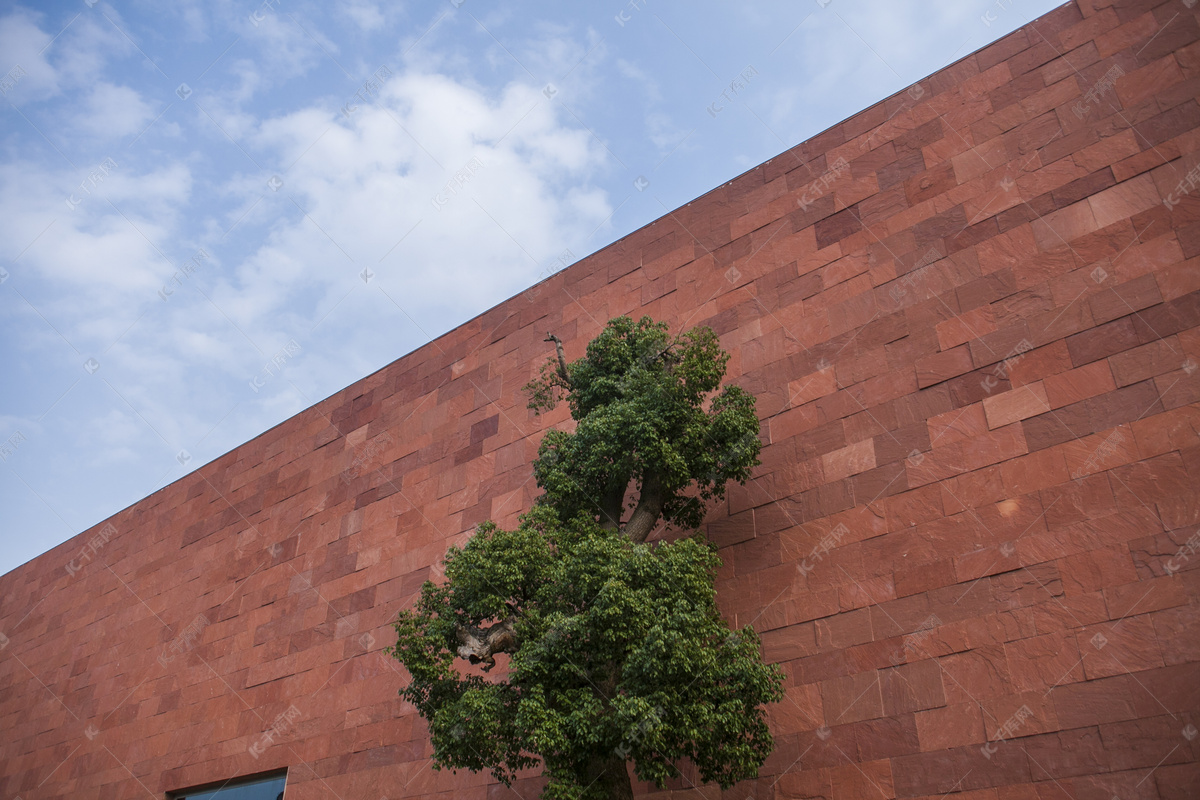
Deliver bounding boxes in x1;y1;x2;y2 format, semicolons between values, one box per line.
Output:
388;316;784;800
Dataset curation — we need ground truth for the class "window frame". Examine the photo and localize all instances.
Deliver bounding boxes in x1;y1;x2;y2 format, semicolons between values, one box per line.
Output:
166;768;288;800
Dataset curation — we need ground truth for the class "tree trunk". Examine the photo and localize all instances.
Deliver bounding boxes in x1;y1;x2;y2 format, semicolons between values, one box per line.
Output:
598;483;626;532
586;754;634;800
622;473;664;544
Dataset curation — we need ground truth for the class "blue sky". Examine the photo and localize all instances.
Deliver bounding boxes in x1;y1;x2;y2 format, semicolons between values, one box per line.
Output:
0;0;1064;576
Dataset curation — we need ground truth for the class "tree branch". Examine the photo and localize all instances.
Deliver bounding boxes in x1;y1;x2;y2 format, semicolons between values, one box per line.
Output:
545;334;571;387
598;483;625;532
455;617;519;670
622;473;665;544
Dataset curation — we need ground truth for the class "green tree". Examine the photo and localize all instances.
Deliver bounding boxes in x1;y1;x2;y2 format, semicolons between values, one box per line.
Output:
388;316;784;800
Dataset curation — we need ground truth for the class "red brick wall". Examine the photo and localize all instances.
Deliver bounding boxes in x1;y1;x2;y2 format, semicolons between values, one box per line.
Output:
3;0;1200;797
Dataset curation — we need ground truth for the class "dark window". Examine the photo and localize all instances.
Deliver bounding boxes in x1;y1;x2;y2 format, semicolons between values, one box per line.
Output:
168;770;287;800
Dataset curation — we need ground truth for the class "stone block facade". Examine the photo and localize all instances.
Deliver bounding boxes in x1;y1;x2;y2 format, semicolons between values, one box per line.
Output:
2;0;1199;797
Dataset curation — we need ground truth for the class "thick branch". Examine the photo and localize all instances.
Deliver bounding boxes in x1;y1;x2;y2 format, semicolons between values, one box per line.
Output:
545;334;570;387
455;617;518;670
622;473;665;544
598;483;625;532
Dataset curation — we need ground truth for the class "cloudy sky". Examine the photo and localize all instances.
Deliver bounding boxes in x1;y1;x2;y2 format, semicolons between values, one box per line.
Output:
0;0;1064;576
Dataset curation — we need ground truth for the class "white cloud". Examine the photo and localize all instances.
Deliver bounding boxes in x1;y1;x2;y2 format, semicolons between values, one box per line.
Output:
214;68;612;339
73;82;155;139
0;9;60;99
341;0;385;31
